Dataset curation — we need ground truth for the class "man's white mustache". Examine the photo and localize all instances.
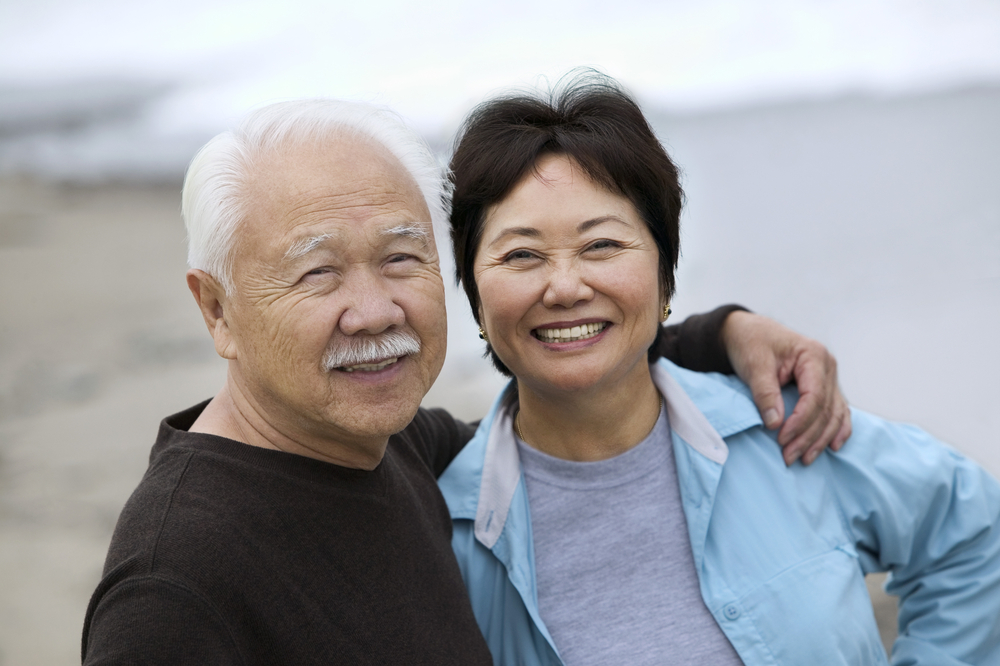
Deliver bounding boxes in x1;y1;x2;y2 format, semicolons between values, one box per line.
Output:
323;329;421;370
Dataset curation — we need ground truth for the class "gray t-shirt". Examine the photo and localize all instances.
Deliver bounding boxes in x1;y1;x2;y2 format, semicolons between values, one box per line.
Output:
516;407;743;665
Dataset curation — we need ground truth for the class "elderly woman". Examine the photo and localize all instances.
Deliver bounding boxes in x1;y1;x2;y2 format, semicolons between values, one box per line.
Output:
438;75;1000;665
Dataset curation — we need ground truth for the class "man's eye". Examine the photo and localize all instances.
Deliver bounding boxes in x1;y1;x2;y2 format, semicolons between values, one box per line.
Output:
387;254;414;264
303;267;335;281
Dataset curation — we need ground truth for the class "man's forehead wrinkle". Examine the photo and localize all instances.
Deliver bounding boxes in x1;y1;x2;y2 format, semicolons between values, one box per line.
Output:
286;180;419;216
251;145;404;207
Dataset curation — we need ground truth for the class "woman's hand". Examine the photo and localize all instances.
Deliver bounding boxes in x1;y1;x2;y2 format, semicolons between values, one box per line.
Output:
720;311;852;466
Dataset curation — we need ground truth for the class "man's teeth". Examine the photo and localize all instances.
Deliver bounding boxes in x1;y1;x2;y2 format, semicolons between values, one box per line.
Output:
340;357;400;373
534;322;608;343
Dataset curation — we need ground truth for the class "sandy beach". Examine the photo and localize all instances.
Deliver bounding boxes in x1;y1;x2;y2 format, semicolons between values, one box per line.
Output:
0;177;221;665
5;83;1000;664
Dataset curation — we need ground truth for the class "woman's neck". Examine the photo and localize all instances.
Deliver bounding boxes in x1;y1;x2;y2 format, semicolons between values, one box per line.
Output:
515;364;662;462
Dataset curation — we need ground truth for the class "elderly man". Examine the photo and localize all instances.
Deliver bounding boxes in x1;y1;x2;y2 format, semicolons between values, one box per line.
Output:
82;100;847;664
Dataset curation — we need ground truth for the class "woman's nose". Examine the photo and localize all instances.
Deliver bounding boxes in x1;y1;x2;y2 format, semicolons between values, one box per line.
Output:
337;270;407;336
541;262;594;309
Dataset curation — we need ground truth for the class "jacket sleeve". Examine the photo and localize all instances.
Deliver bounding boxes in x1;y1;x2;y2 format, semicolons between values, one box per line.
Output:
822;407;1000;665
655;304;748;374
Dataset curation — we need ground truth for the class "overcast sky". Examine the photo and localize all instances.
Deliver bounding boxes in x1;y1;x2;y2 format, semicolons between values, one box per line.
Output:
3;0;1000;135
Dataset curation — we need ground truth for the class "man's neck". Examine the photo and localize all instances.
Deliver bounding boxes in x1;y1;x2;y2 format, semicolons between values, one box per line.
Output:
189;378;389;470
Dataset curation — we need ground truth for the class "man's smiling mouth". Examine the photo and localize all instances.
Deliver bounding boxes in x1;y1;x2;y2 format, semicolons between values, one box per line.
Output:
533;322;609;343
337;357;402;373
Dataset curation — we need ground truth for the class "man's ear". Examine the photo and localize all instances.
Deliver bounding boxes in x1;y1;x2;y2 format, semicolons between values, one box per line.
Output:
186;269;238;360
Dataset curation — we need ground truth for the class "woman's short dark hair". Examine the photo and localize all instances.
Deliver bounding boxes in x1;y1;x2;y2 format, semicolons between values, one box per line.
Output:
449;71;683;375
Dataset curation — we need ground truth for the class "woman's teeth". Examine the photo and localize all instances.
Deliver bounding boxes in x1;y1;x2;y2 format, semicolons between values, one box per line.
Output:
340;357;400;373
534;322;608;343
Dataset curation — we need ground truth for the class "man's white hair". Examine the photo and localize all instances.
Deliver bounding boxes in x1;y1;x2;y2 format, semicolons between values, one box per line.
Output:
182;99;448;293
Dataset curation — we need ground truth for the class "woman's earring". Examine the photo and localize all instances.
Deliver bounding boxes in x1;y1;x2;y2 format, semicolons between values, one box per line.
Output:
478;327;489;343
662;304;672;322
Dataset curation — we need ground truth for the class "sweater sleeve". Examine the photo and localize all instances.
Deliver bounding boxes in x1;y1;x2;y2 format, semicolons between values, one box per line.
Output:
655;304;748;375
400;408;479;478
83;576;243;666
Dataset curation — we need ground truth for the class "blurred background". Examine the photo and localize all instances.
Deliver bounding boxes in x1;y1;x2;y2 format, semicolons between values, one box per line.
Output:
1;0;998;663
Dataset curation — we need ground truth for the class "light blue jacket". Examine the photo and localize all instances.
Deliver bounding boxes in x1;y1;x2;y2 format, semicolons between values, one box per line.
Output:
438;360;1000;665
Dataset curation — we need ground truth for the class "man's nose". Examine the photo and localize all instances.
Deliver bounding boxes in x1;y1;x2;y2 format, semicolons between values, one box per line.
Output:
541;261;594;309
337;270;406;336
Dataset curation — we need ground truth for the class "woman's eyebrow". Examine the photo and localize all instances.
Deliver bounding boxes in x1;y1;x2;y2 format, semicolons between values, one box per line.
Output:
487;215;630;248
486;227;540;248
577;215;628;233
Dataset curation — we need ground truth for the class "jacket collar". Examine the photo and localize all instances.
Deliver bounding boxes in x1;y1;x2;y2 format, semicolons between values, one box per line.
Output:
438;360;763;543
437;383;515;523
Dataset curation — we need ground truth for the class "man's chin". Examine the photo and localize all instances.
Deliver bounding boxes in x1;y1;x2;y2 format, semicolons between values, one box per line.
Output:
327;413;418;451
326;388;425;438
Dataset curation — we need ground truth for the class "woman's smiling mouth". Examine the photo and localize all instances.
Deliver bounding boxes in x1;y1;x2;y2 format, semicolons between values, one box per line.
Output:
533;322;609;343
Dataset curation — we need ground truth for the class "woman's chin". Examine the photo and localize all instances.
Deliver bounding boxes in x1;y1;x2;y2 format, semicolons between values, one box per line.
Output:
517;366;618;397
512;347;656;400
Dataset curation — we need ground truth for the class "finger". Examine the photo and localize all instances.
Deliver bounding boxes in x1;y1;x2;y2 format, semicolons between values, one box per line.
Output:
776;387;821;448
747;367;786;430
779;377;835;463
800;408;846;465
775;352;828;447
830;403;853;451
783;384;852;463
781;402;829;465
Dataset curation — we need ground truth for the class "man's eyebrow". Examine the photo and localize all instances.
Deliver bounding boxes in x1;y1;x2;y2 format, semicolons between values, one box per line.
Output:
284;233;337;261
283;225;430;262
382;224;431;245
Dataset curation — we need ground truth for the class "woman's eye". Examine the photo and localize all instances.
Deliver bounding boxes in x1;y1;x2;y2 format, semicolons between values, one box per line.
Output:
503;249;536;262
306;267;332;276
588;239;621;252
